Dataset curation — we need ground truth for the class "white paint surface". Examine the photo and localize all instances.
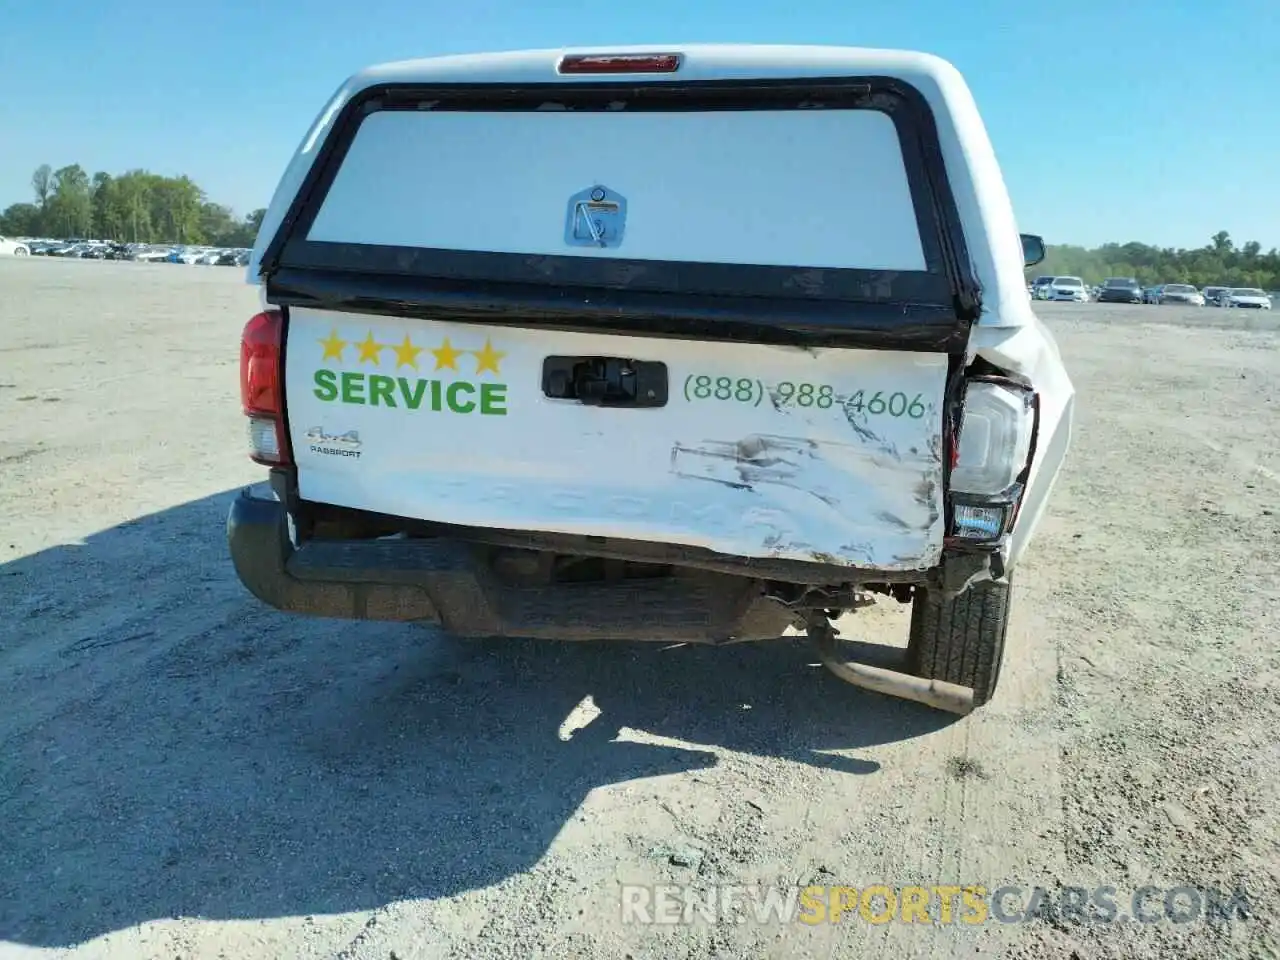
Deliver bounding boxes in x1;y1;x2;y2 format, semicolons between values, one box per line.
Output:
286;310;949;570
308;109;927;271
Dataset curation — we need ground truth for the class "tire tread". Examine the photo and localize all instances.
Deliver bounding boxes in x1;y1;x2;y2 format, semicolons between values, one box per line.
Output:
908;577;1012;707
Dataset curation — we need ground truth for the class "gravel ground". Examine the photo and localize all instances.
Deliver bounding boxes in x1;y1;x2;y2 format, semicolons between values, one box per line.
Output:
1;257;1277;960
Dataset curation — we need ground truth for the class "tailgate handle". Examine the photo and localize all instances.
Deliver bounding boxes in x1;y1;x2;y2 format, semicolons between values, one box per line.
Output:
542;356;668;408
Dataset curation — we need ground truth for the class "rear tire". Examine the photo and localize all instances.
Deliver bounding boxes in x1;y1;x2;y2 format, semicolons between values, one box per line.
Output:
907;577;1012;707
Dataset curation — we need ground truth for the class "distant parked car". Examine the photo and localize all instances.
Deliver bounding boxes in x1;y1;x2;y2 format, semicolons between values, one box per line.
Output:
1096;277;1144;304
166;247;204;264
1046;276;1089;302
0;236;32;256
1158;283;1204;306
133;246;173;262
1202;286;1230;307
1223;287;1272;310
56;242;94;257
1031;275;1056;300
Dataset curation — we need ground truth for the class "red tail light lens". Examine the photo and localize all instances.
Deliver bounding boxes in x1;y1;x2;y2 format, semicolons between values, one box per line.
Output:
558;53;682;75
240;310;283;415
239;310;291;465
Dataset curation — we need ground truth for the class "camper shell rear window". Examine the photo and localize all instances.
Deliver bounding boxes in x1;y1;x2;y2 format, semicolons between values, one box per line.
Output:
259;77;977;349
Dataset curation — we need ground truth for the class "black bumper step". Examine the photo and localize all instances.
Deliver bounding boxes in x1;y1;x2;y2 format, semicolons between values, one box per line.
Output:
227;489;796;642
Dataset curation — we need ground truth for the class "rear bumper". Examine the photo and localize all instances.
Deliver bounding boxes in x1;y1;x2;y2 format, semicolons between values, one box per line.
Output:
228;486;1000;640
228;486;801;641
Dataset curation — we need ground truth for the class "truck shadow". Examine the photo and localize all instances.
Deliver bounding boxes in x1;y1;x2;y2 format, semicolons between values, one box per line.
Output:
0;489;955;947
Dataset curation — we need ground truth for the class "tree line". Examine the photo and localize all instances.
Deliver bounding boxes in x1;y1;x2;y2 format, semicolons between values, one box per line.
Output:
0;164;265;248
1029;231;1279;289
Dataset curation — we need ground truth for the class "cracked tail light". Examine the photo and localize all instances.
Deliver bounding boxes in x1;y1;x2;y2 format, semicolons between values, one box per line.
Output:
952;503;1008;540
949;379;1037;541
240;310;292;466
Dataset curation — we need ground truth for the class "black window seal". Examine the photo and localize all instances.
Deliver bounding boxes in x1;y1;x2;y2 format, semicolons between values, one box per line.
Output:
266;265;970;352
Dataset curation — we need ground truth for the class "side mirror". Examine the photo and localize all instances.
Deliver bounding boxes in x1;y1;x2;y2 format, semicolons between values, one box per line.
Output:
1021;233;1046;267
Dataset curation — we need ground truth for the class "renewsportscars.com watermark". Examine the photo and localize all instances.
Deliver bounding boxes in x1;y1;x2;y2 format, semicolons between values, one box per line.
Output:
621;883;1253;927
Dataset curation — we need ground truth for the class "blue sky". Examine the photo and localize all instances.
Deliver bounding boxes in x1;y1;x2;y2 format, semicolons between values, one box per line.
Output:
2;0;1276;249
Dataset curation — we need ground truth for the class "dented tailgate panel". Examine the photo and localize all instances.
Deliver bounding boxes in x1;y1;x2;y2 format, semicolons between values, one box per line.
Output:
285;308;949;571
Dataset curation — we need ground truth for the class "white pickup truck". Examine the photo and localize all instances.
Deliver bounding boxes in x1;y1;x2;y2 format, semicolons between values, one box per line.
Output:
229;44;1074;714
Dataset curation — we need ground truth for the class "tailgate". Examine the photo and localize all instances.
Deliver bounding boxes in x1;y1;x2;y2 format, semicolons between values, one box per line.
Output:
285;309;948;570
